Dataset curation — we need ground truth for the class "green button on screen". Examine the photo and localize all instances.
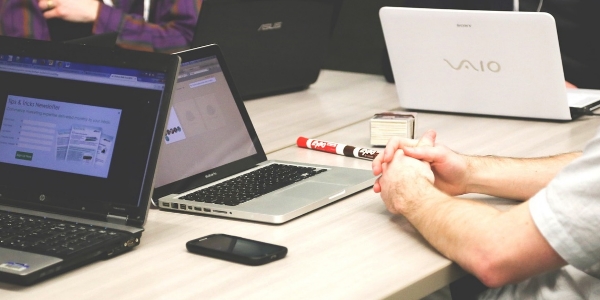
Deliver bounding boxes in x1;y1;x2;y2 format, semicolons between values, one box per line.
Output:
15;151;33;161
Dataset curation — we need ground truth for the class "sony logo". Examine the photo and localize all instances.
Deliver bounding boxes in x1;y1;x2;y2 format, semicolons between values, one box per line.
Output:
258;22;282;31
457;24;471;28
443;59;501;73
205;172;217;179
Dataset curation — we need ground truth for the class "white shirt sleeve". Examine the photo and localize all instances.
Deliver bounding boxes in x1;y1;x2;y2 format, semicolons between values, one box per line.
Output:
529;129;600;279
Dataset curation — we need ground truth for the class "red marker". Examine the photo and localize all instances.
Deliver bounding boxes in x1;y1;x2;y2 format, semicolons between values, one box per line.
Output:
296;137;380;160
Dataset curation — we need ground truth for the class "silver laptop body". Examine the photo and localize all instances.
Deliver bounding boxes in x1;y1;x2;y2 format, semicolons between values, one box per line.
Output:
380;7;600;120
155;45;375;224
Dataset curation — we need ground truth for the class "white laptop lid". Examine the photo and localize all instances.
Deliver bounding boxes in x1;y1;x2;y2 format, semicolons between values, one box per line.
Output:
380;7;573;120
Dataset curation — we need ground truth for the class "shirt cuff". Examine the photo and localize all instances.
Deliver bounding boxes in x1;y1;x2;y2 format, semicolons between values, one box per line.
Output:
94;4;124;34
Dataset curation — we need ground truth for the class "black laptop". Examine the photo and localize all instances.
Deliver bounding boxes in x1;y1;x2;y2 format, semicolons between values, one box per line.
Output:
0;36;179;284
191;0;342;100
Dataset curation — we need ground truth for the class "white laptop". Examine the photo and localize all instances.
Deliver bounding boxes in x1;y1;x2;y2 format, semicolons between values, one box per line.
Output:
154;45;376;224
380;7;600;120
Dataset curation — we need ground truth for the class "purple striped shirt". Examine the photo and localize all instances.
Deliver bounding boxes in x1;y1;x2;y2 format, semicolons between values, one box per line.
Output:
0;0;202;53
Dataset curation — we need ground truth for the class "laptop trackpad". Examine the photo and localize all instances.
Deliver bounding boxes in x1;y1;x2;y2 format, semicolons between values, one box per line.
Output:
277;182;346;199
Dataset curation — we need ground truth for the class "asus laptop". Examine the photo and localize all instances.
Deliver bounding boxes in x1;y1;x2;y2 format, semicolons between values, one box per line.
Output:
0;36;179;284
155;45;376;224
380;7;600;120
191;0;342;100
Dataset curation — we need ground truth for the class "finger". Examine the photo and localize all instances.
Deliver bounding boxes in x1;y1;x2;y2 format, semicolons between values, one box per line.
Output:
43;9;59;19
382;137;418;163
372;151;384;175
40;0;55;11
374;164;388;193
416;129;436;147
402;144;443;163
373;177;381;193
382;138;401;163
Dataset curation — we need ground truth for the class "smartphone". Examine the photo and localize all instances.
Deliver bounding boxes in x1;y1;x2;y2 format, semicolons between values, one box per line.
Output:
186;234;288;266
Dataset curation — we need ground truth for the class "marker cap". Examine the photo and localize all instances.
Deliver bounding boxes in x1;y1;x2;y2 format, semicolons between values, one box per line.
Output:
297;136;308;148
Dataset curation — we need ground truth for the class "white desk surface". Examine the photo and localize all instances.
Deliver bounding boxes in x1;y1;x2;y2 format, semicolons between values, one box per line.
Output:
3;71;600;300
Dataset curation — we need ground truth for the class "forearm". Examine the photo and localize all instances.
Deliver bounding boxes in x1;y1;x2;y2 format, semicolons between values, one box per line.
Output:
464;152;581;200
94;0;201;53
407;188;566;287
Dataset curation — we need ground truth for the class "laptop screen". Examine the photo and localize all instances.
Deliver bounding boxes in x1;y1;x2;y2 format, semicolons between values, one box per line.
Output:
154;54;258;189
0;49;169;211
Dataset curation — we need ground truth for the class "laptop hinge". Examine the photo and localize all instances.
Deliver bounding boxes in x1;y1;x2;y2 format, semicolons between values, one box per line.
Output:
107;213;128;225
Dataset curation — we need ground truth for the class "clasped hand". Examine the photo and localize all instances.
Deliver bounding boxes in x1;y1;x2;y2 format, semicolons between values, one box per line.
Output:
372;130;470;215
39;0;100;23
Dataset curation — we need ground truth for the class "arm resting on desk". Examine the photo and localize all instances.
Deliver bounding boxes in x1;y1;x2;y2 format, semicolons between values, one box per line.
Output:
462;153;580;201
372;131;581;288
373;131;581;201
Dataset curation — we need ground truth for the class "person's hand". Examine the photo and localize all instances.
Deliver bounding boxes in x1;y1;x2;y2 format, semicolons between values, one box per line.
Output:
376;139;435;215
373;130;436;192
39;0;100;23
401;133;470;196
565;81;577;89
373;130;470;196
372;135;421;193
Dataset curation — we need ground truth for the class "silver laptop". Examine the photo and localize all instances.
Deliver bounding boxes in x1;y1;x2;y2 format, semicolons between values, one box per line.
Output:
0;36;179;284
155;45;375;224
380;7;600;120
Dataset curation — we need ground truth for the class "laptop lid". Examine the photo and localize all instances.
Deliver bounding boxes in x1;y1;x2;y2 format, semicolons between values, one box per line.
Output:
153;44;267;199
191;0;342;100
0;36;179;227
380;7;575;121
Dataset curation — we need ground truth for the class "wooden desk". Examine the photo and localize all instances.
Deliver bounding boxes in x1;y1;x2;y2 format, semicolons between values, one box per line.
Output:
244;70;399;153
2;71;599;300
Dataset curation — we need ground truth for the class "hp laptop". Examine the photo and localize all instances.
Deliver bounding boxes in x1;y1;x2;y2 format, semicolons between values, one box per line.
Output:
0;36;179;284
191;0;342;100
380;7;600;120
155;45;375;224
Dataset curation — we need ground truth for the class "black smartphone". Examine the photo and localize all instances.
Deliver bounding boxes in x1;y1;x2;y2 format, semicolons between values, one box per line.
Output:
186;234;288;266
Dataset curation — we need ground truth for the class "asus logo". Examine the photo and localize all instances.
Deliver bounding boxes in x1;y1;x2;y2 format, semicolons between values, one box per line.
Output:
457;24;471;28
205;172;217;179
443;59;501;72
258;22;282;31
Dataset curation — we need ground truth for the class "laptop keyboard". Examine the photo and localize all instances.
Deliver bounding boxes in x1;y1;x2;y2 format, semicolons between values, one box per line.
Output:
0;211;128;258
178;163;327;206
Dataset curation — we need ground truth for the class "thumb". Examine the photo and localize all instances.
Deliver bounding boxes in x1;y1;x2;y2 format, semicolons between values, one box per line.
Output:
416;130;436;147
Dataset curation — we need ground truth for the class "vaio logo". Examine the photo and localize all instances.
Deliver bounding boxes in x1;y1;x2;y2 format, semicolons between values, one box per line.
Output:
443;59;501;72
